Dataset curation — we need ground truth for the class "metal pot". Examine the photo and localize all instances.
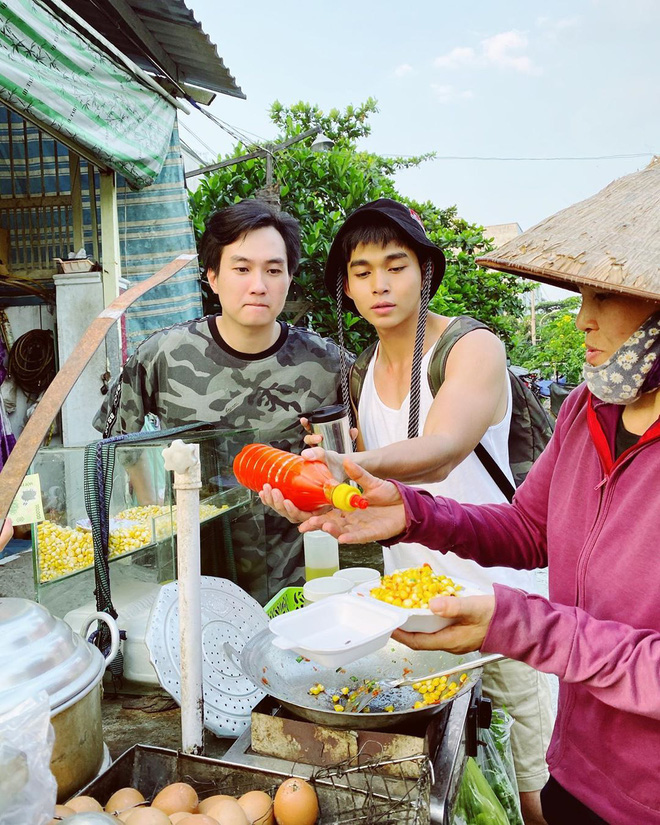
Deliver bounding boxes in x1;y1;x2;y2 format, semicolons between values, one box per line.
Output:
231;628;484;731
0;598;119;801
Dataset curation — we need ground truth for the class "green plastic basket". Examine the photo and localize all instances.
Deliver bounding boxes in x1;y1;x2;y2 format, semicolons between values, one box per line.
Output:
264;586;305;618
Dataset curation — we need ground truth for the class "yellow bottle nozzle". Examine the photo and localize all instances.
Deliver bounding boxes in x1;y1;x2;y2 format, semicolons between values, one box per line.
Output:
330;483;369;512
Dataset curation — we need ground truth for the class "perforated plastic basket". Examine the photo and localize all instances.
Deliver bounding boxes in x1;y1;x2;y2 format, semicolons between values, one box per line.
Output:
264;586;305;618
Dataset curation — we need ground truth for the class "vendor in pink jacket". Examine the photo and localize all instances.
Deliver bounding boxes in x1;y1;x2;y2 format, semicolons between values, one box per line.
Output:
298;207;660;820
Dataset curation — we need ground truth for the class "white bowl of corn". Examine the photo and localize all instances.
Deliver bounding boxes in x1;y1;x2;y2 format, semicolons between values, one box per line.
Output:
352;565;482;633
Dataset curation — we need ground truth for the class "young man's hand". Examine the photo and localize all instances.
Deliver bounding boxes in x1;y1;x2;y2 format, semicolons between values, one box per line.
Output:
301;445;346;482
392;594;496;654
299;459;406;543
258;484;329;524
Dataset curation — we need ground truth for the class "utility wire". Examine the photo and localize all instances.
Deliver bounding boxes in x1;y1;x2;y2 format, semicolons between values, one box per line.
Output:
179;122;216;160
384;152;655;162
180;139;208;167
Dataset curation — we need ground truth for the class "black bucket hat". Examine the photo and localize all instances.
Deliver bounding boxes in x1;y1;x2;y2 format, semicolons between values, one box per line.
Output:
324;198;446;312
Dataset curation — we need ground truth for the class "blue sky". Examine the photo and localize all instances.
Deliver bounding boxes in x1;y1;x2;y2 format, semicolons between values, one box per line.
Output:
183;0;658;236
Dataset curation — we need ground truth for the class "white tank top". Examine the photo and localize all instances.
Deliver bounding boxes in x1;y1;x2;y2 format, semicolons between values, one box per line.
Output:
359;334;537;594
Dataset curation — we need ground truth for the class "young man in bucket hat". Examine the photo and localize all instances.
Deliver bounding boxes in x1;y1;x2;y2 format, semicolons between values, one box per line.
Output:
264;198;553;823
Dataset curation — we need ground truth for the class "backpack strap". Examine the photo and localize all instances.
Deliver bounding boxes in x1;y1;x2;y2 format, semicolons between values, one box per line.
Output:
428;316;490;395
349;341;377;424
428;316;516;503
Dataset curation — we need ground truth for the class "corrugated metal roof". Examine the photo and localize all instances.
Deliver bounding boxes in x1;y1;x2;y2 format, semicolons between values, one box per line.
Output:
61;0;245;100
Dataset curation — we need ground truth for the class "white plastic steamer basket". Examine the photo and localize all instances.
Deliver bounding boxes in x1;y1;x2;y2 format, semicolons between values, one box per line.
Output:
145;577;269;737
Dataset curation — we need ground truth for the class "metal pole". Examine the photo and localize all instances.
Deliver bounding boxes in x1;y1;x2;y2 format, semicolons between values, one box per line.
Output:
163;439;204;755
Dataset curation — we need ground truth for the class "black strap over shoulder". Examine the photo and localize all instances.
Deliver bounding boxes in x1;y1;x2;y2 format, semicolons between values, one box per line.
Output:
348;317;516;502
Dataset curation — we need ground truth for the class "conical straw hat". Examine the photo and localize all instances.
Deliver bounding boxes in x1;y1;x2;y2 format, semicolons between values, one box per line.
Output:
476;157;660;301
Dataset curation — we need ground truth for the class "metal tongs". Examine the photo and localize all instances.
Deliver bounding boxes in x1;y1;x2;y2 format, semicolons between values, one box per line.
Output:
380;652;506;689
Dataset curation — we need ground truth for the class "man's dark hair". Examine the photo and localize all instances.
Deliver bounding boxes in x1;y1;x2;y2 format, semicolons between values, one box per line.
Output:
340;215;428;272
199;199;301;277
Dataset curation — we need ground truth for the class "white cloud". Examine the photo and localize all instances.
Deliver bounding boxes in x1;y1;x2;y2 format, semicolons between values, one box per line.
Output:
433;47;476;69
431;84;474;104
394;63;414;78
482;31;537;73
536;16;581;36
433;29;539;75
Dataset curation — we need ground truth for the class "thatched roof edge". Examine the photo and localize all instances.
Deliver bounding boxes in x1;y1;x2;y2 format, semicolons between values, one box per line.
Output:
476;159;660;302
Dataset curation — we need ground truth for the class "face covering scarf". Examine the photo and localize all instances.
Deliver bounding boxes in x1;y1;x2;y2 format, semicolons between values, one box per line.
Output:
584;310;660;404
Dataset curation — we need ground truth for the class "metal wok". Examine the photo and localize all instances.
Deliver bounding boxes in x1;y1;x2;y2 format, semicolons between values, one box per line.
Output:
230;628;484;731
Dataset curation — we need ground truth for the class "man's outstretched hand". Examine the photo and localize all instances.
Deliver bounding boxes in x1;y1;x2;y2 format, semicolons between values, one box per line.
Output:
299;458;407;544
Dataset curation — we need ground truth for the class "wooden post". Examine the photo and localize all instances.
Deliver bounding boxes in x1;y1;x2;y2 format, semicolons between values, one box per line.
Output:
99;169;121;307
530;289;537;345
68;151;84;253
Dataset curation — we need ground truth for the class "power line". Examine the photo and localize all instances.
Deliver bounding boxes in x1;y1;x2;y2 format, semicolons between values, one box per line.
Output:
385;152;655;162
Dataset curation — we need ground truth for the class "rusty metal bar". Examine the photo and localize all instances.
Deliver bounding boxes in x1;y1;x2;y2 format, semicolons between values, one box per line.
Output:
0;254;197;524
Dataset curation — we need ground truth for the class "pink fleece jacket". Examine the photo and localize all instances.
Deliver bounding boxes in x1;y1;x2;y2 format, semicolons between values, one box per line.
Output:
388;384;660;824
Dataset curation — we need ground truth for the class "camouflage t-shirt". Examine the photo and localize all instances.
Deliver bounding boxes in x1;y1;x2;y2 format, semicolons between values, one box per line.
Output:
94;316;348;603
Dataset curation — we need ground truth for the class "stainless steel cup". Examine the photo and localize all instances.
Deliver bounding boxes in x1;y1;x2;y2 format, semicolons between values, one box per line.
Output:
307;404;353;453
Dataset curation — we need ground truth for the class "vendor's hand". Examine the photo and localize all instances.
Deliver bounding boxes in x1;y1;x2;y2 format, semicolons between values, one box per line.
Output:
259;483;329;524
299;459;406;543
0;518;12;552
392;594;496;654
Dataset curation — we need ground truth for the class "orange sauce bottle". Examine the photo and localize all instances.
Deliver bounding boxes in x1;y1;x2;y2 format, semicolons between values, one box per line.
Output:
233;444;368;512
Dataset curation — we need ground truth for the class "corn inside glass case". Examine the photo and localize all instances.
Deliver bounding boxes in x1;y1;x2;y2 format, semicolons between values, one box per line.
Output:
31;427;259;617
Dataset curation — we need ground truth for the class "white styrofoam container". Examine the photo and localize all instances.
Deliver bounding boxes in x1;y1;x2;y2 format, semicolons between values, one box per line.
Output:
352;575;482;633
268;593;406;667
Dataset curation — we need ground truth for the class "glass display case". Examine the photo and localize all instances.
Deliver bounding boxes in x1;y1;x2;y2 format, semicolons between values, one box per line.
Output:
30;427;261;618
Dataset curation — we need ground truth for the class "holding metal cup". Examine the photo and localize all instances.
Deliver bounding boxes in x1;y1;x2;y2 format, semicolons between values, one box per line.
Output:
307;404;353;454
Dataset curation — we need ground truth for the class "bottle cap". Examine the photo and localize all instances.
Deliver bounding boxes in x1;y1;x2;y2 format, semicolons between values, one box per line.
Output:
331;483;369;511
307;404;347;424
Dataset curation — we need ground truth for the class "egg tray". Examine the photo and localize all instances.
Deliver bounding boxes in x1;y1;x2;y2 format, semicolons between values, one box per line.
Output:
76;744;432;825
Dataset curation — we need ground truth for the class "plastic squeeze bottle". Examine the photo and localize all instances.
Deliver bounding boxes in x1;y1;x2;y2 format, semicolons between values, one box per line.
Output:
233;444;368;512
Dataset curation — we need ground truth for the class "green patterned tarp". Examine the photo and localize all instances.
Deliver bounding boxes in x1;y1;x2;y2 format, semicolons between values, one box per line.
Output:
0;0;175;189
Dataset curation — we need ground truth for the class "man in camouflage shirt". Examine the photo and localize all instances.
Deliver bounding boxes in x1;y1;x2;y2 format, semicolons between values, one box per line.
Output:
95;199;347;603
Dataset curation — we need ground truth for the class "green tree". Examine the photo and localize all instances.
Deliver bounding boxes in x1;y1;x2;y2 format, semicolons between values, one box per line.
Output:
509;296;585;382
188;99;530;352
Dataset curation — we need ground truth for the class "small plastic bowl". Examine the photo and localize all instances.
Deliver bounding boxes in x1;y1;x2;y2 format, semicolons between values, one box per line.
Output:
268;594;405;667
353;574;482;633
303;576;353;604
333;567;381;587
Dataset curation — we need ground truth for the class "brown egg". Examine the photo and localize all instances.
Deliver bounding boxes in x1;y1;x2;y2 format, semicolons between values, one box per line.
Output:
152;782;199;815
177;816;220;825
198;795;235;815
125;808;173;825
237;790;274;825
169;814;192;824
47;804;75;823
106;787;147;814
273;778;318;825
205;798;248;825
66;795;104;813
